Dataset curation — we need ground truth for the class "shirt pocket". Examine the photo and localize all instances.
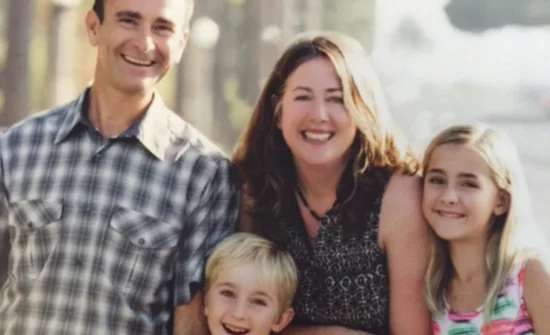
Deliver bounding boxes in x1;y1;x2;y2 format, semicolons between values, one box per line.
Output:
8;199;63;280
102;206;181;314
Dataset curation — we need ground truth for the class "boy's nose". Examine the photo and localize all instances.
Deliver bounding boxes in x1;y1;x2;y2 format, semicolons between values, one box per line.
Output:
231;300;247;320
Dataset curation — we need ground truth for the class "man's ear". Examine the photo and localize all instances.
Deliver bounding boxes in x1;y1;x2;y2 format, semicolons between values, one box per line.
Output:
85;10;101;46
494;190;510;216
271;307;295;333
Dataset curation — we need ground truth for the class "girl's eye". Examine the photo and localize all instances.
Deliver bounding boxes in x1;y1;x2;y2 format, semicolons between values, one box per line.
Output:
295;95;310;101
428;177;445;185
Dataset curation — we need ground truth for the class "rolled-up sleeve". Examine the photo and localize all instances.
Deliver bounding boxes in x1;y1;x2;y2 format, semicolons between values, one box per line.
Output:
174;157;239;306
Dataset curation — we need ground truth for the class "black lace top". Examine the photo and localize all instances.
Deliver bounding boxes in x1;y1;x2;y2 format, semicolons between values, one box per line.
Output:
283;192;390;334
247;166;392;334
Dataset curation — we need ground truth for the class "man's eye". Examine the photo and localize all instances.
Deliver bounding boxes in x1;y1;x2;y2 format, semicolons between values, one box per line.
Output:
119;18;137;25
155;25;174;33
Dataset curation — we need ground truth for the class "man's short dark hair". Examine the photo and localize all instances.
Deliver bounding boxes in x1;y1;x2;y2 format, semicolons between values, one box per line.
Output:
92;0;105;22
91;0;194;27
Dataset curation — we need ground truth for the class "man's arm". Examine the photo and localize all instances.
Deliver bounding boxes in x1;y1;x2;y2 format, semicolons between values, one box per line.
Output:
173;158;239;335
379;173;431;335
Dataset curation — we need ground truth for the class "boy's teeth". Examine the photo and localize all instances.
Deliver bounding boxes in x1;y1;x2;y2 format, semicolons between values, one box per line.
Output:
304;132;330;141
223;323;248;334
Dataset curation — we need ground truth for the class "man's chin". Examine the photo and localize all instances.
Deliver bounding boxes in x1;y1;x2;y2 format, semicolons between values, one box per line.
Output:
115;80;157;96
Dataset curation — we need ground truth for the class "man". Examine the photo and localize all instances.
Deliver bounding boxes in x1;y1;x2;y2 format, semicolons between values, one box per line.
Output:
0;0;238;334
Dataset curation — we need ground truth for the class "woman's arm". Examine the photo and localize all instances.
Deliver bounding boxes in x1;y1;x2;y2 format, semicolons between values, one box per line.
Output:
524;257;550;334
378;173;431;335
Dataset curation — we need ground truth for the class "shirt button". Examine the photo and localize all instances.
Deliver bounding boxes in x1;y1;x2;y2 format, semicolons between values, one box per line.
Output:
138;238;146;246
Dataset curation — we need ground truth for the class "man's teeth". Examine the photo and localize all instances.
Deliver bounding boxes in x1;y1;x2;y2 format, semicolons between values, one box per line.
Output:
123;54;153;66
303;132;331;141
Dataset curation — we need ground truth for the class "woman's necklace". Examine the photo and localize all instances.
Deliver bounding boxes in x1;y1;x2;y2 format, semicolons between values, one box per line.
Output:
295;187;323;221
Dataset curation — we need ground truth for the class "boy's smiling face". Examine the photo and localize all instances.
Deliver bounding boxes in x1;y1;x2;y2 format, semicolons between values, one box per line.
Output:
204;263;294;335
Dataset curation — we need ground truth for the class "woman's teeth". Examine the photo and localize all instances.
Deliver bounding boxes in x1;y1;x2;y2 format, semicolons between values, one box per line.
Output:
302;131;331;141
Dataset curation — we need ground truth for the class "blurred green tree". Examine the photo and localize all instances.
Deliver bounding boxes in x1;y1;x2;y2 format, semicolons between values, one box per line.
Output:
445;0;550;32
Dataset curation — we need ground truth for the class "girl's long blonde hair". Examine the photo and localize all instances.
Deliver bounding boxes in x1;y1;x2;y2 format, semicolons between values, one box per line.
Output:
422;124;545;320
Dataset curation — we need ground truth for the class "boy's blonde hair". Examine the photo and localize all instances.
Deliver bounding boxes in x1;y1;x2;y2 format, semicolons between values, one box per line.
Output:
422;124;546;321
205;232;299;311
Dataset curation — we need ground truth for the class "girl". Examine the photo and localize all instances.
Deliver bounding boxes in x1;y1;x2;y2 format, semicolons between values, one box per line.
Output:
422;124;550;334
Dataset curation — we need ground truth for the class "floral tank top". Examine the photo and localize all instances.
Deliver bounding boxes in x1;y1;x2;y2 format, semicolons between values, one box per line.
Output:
432;261;534;335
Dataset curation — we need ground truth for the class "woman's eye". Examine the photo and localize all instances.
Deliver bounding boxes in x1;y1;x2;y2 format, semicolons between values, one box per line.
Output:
462;181;479;188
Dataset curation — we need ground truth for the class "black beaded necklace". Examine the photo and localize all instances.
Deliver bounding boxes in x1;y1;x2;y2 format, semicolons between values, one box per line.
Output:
295;187;324;221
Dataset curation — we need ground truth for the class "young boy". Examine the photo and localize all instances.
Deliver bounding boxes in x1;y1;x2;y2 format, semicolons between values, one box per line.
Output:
204;232;298;335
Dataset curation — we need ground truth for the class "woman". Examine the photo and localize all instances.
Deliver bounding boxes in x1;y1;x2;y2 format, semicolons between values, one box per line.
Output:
232;32;430;335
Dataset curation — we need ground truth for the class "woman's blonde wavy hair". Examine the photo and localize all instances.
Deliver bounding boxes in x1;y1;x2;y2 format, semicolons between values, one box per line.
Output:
422;124;544;320
232;31;418;241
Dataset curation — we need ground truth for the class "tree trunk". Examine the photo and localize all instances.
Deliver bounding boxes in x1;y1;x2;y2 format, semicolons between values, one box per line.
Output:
282;0;298;44
0;0;33;127
299;0;323;31
237;0;262;105
45;2;79;107
211;0;238;150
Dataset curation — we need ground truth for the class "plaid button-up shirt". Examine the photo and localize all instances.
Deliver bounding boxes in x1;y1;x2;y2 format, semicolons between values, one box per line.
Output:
0;88;239;334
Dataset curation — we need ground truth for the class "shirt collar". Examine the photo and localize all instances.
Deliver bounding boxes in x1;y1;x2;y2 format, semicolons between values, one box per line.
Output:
54;87;175;161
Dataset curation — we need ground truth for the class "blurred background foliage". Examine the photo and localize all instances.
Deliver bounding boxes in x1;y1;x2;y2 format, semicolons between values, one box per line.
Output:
0;0;549;228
